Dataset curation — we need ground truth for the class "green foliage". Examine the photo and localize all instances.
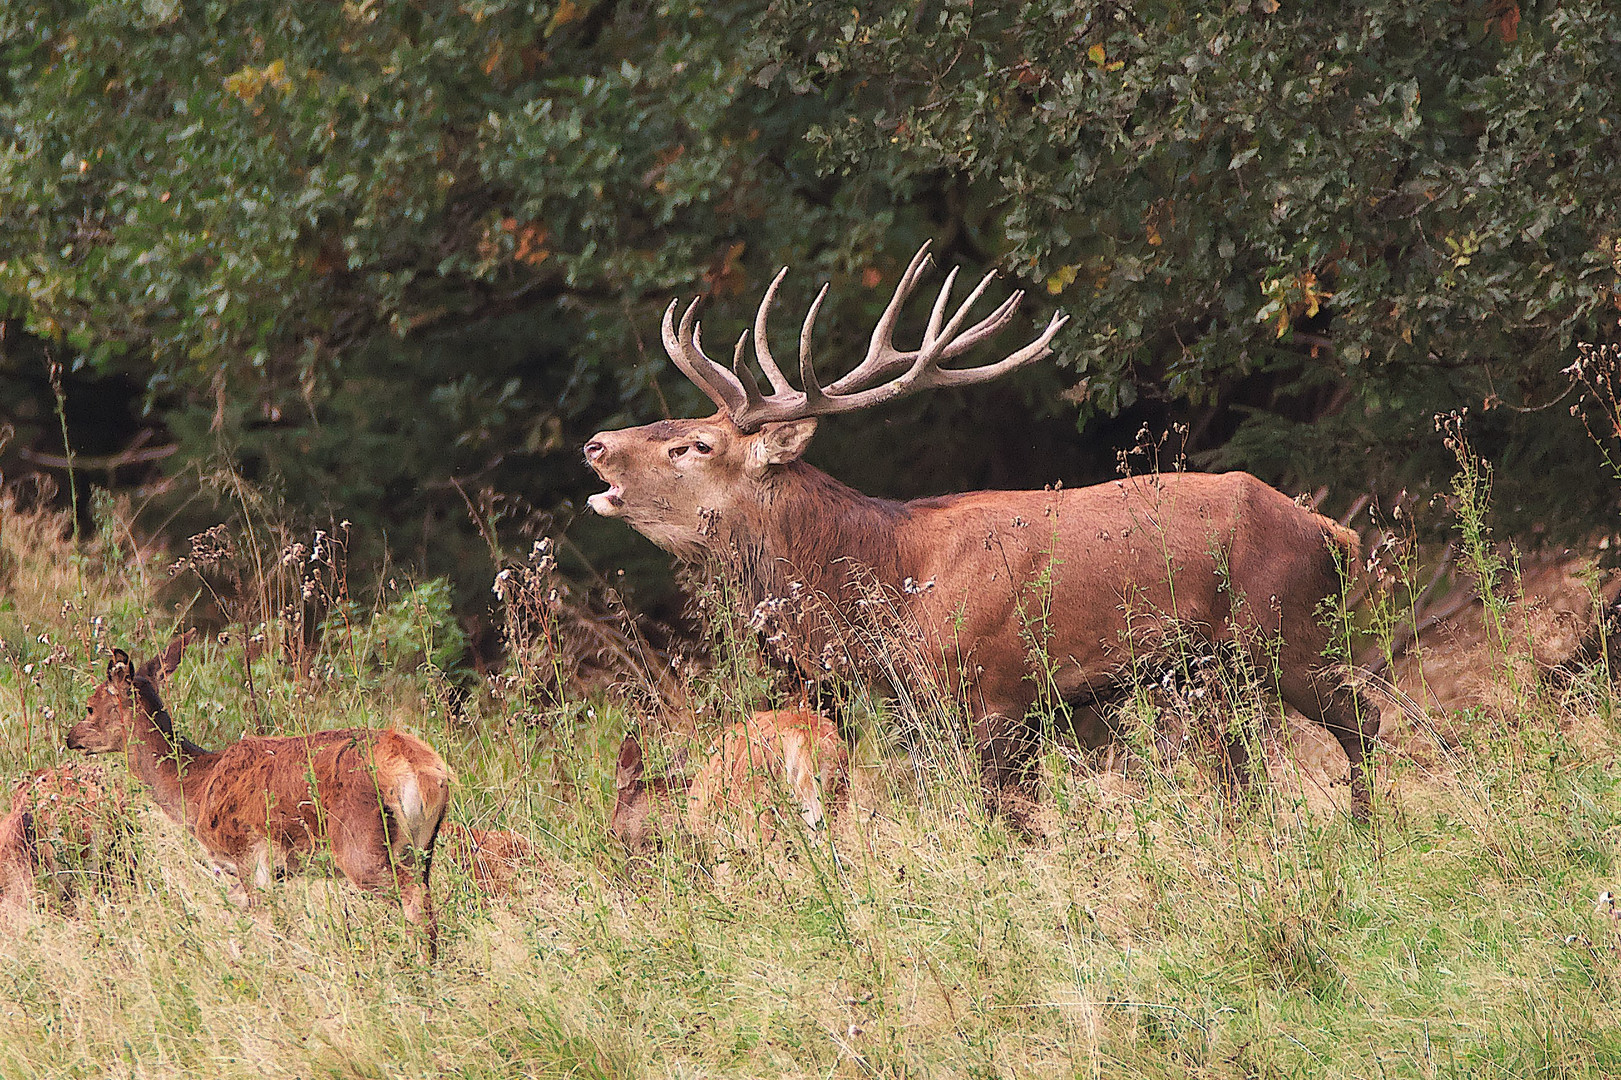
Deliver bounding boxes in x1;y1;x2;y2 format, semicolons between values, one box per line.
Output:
0;0;1618;596
326;575;469;674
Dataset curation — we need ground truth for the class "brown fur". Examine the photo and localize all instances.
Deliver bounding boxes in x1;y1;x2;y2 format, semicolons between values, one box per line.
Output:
612;708;849;849
0;762;130;910
437;822;536;894
66;636;451;956
586;413;1377;817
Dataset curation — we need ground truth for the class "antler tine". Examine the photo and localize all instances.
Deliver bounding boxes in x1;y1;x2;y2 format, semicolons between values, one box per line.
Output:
921;309;1070;388
798;282;832;408
828;258;1006;394
662;298;746;414
929;266;1003;356
817;308;1069;415
750;267;798;397
662;299;727;412
728;329;772;412
922;265;961;348
826;242;935;395
937;287;1024;361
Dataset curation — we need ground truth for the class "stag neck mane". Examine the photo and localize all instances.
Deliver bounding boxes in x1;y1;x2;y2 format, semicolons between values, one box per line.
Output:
712;460;908;608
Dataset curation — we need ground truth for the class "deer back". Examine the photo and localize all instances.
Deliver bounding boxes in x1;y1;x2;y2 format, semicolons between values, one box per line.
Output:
189;728;450;868
686;708;848;842
0;763;131;908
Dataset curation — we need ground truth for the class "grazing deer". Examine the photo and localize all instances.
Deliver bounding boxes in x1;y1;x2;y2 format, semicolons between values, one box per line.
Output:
66;635;452;955
0;762;131;910
438;822;536;895
584;242;1378;818
612;708;849;849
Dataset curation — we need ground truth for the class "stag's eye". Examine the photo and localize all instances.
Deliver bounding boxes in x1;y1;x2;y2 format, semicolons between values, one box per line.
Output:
693;440;712;455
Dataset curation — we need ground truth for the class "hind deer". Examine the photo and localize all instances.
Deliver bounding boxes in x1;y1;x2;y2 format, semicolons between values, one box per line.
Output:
0;762;131;910
584;241;1379;819
66;634;452;956
437;822;536;895
612;708;849;849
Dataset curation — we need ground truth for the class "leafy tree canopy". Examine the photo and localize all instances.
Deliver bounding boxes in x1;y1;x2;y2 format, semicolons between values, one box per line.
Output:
1;0;1617;610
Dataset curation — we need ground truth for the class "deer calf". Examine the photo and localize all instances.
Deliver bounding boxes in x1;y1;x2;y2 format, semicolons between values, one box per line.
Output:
612;708;849;850
0;762;131;910
438;822;536;895
66;635;452;956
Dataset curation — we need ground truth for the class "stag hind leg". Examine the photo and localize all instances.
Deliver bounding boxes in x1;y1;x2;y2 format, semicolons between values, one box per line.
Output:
1278;667;1380;820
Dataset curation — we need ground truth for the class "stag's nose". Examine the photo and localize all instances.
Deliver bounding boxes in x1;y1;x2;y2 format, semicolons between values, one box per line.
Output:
584;439;607;463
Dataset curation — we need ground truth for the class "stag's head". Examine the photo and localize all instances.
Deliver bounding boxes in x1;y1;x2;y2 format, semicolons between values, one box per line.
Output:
66;635;193;753
584;242;1067;557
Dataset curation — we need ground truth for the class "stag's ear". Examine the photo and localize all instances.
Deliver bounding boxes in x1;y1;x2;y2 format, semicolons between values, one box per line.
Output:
745;418;818;477
108;649;134;687
615;735;645;791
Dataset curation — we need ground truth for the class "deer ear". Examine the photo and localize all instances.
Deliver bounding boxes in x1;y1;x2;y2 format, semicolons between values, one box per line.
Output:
159;629;196;679
108;649;134;687
615;735;645;791
745;418;818;476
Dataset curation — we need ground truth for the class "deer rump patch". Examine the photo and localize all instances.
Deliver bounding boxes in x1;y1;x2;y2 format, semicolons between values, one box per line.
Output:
685;709;849;845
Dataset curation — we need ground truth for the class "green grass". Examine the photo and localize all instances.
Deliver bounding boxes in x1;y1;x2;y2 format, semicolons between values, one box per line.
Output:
1;489;1619;1079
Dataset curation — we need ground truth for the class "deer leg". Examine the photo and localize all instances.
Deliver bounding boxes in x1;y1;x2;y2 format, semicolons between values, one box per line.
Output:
330;821;438;960
1280;669;1380;820
217;841;272;908
972;711;1038;791
1216;728;1254;805
972;710;1043;833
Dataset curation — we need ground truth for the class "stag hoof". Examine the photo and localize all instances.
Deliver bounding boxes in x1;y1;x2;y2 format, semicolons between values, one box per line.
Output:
984;787;1047;842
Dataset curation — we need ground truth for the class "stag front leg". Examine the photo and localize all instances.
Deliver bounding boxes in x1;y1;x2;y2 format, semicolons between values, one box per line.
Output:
971;709;1042;834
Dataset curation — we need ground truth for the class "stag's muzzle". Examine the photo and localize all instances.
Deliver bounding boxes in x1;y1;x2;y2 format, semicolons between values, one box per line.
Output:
583;436;625;515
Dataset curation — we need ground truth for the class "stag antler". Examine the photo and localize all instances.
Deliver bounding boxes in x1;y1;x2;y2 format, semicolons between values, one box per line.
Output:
660;241;1069;432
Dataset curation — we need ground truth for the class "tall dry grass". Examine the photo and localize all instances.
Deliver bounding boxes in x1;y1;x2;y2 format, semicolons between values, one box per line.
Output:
0;427;1617;1078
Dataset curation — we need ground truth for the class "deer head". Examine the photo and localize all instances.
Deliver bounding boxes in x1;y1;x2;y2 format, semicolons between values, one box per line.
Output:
66;633;194;753
610;733;692;850
582;242;1066;558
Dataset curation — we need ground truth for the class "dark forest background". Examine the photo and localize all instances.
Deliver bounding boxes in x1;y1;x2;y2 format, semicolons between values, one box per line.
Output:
1;0;1617;628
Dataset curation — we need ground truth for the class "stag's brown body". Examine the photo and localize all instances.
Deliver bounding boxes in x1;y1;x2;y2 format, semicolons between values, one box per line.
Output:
67;639;451;951
585;242;1378;814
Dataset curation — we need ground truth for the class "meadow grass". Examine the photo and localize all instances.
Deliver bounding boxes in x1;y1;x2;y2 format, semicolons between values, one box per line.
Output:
0;481;1619;1079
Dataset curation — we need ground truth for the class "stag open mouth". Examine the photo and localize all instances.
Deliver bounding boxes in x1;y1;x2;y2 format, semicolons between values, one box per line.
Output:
588;484;625;516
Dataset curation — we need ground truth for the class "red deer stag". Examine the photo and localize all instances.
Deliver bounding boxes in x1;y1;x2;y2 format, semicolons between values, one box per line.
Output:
66;635;452;954
612;708;849;849
584;242;1378;817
